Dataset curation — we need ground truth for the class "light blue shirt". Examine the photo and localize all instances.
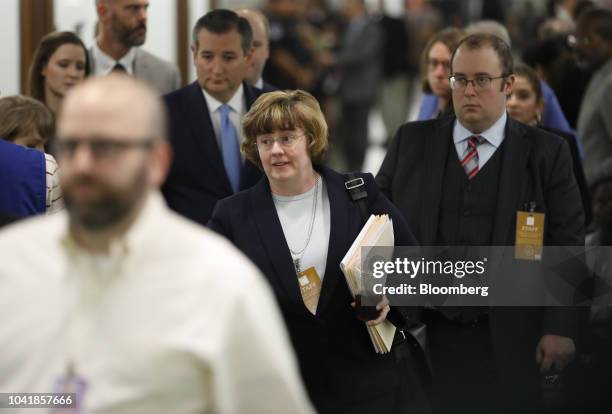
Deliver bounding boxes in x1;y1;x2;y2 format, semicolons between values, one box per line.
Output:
453;111;507;169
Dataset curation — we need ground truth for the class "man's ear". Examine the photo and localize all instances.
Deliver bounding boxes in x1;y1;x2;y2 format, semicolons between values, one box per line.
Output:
502;74;515;95
149;140;173;188
191;44;198;64
96;0;109;21
245;47;254;65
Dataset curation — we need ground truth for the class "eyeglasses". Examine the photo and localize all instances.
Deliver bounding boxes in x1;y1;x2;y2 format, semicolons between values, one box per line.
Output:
255;134;304;151
54;137;154;161
427;58;450;70
449;75;507;91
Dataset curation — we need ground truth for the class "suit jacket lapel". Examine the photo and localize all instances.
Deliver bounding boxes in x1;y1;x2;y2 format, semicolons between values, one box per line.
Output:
420;117;453;244
132;48;146;77
491;118;531;245
183;82;233;192
250;179;311;316
316;167;351;316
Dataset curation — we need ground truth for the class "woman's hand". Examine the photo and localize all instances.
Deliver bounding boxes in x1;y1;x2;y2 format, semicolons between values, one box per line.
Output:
351;295;390;326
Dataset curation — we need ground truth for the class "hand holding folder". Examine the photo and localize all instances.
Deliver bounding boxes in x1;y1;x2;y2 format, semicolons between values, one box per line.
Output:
340;214;396;354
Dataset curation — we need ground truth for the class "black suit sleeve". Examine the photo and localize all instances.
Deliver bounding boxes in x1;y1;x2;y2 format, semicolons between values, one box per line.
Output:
543;139;585;247
207;198;233;241
375;124;404;201
541;139;587;338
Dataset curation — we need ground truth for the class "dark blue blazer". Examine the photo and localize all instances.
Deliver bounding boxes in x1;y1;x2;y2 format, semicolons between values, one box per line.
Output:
0;140;46;218
261;80;278;93
208;165;418;413
162;81;263;225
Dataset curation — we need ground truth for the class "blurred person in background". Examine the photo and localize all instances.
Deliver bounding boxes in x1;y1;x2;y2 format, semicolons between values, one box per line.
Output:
92;0;180;94
27;31;90;118
575;7;612;186
376;0;413;144
522;30;592;129
0;95;63;216
578;161;612;411
321;0;383;172
236;8;276;92
416;28;464;120
507;64;591;225
264;0;317;91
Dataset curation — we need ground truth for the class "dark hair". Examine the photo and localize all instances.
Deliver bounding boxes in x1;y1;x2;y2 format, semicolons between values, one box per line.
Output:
27;31;90;105
522;35;571;70
421;28;465;93
192;9;253;55
0;95;54;143
450;33;514;78
577;7;612;42
513;64;543;103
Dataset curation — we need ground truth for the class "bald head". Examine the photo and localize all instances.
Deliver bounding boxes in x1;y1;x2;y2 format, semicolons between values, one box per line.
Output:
235;8;270;85
59;74;166;142
56;75;171;236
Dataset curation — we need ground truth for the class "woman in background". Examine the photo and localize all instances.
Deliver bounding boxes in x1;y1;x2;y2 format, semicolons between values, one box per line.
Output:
0;95;63;215
416;28;464;120
28;31;90;116
507;63;591;225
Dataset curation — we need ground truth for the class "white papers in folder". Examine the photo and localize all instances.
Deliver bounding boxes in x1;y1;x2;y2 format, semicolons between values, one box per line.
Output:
340;215;397;354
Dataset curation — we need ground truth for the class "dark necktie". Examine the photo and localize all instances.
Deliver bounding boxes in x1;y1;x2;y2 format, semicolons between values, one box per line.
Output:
112;63;127;73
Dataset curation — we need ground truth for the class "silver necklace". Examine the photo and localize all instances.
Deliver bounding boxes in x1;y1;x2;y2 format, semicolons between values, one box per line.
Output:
290;175;320;274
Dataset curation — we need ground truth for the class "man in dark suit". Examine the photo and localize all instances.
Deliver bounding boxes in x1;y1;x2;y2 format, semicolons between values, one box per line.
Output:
162;10;263;225
376;33;585;413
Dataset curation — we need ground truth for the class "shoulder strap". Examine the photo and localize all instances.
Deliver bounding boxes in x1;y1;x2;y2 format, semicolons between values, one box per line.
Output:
344;173;369;222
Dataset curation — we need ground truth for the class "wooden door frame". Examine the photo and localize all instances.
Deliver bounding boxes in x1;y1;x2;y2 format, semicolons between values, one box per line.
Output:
20;0;55;94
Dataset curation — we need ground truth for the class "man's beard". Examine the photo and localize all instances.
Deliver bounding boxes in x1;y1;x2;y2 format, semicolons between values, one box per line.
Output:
63;168;148;231
111;13;146;47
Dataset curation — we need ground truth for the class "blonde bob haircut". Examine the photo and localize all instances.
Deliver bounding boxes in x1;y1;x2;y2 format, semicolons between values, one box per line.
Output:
241;90;328;168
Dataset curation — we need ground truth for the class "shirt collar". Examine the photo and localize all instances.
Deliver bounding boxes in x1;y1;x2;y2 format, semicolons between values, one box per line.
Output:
202;83;245;115
453;111;507;148
92;42;136;75
254;78;264;89
60;191;166;259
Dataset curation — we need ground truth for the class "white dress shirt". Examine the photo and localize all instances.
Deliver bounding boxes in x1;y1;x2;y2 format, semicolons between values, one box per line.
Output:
0;192;315;414
453;111;507;169
92;42;136;75
202;84;246;152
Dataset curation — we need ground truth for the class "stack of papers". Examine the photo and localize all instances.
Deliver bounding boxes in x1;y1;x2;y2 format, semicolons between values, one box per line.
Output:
340;215;396;354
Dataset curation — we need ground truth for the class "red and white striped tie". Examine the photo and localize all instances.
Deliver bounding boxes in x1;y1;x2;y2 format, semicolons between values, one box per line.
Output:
461;135;485;179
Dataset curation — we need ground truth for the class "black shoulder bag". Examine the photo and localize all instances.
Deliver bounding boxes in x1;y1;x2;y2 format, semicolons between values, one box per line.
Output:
344;173;433;405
